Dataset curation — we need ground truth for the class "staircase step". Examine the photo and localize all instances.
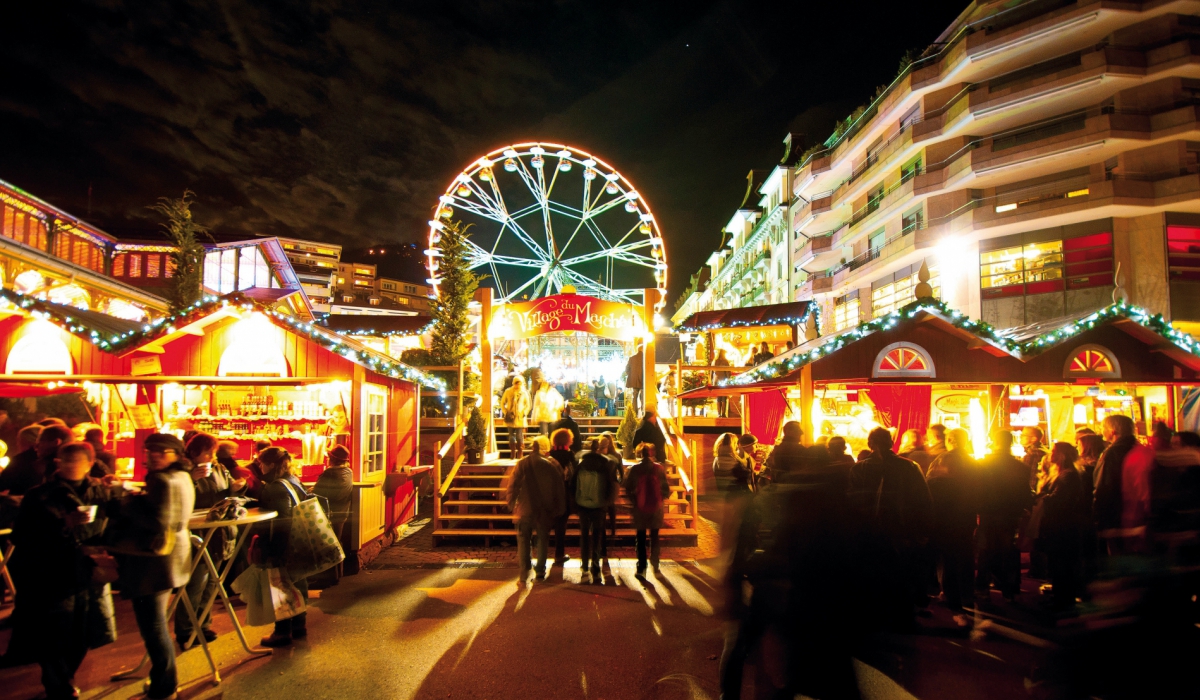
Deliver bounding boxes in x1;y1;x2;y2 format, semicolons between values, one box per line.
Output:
438;512;694;521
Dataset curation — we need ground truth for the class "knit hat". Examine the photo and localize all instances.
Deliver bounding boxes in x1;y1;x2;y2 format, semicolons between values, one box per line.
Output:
143;433;186;454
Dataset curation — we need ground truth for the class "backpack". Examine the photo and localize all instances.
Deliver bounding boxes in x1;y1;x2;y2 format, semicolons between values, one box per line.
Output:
635;466;663;515
575;468;606;509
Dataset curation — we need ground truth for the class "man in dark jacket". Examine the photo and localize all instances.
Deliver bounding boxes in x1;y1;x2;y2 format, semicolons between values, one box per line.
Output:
507;437;567;581
624;346;644;416
574;444;620;581
551;406;583;455
1021;426;1047;490
117;433;195;700
849;427;933;627
632;409;667;465
0;425;71;495
1094;414;1155;555
976;430;1033;600
11;442;119;699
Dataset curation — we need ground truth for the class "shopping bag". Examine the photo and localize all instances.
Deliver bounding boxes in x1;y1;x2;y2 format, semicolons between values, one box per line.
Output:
280;481;345;580
264;567;306;621
231;564;274;626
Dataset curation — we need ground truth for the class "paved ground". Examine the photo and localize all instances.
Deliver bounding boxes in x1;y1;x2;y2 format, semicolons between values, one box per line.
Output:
0;501;1089;700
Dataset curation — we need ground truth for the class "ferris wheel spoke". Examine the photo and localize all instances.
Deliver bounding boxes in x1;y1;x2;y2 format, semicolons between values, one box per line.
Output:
503;271;547;303
560;239;653;266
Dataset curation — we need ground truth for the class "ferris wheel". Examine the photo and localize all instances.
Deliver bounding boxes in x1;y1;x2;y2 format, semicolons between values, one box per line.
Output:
426;143;667;310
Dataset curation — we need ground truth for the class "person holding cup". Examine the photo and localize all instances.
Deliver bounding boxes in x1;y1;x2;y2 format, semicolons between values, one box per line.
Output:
10;441;120;699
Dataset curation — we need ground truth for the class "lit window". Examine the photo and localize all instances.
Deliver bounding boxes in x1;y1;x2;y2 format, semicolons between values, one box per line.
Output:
129;254;142;278
872;267;939;317
146;254;161;278
980;240;1067;298
833;298;859;331
1063;344;1120;379
112;254;125;277
873;342;935;378
342;295;354;303
337;277;345;284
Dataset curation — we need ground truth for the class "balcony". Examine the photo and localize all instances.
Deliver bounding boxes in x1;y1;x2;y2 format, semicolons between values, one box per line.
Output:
793;153;832;196
830;224;921;289
797;271;834;299
846;171;920;232
793;194;833;233
794;233;834;268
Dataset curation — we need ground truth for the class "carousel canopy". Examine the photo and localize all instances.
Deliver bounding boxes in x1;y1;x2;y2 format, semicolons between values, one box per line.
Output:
674;300;816;333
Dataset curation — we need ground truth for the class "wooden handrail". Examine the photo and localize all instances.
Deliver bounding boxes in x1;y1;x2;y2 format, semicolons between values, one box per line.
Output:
676;457;693;496
438;453;467;498
438;421;466;459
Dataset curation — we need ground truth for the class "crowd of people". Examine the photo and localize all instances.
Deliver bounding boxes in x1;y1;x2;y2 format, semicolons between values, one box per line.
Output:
713;416;1200;699
0;421;355;700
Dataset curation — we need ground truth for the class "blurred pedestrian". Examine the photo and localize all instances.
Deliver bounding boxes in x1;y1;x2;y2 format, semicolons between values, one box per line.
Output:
926;428;978;624
712;350;731;417
765;421;810;482
713;432;752;495
254;447;310;647
976;430;1032;601
531;380;564;436
849;427;932;629
551;405;582;455
11;442;119;700
0;425;70;495
899;429;934;476
623;345;644;416
632;409;667;465
501;375;532;459
624;443;670;576
1022;426;1047;490
83;428;117;477
118;433;194;699
310;445;354;587
548;428;577;566
826;436;855;470
926;424;947;458
1036;442;1085;611
1094;415;1155;556
574;438;620;582
507;436;566;581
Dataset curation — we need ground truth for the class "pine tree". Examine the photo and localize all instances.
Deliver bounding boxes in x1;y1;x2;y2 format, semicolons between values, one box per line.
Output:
151;191;211;313
428;220;482;370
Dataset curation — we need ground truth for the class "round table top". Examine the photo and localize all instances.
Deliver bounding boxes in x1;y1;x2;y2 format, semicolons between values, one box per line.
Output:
188;507;277;529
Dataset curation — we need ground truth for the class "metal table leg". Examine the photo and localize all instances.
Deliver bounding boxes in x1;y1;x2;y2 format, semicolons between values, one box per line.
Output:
185;523;270;656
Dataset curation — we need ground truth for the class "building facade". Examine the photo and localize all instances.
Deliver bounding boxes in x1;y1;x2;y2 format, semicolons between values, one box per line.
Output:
278;237;341;313
788;1;1200;336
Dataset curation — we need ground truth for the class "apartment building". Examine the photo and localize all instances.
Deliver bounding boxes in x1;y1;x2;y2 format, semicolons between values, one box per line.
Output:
677;138;802;316
785;0;1200;336
278;237;341;312
376;277;432;312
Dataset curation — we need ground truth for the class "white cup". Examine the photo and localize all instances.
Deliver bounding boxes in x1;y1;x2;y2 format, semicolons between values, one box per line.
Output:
77;504;98;524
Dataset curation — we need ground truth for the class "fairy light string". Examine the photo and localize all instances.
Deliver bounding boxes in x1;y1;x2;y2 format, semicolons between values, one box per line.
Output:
0;288;446;391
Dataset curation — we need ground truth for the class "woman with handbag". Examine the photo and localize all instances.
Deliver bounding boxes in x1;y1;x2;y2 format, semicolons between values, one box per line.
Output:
501;376;531;459
254;447;310;647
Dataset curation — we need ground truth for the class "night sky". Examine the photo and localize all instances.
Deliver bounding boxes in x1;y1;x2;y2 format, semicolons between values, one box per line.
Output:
0;1;967;299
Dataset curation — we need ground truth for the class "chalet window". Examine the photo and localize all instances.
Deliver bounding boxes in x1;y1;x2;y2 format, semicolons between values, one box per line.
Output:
873;342;935;378
363;385;387;475
113;254;126;277
129;254;142;278
1063;344;1120;379
146;254;161;278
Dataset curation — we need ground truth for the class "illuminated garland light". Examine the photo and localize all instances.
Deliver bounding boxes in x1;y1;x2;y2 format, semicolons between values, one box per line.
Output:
675;303;821;335
317;319;436;338
0;289;446;391
718;299;1200;388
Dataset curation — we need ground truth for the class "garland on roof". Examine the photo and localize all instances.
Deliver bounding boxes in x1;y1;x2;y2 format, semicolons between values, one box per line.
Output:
676;302;821;335
0;289;446;391
720;298;1200;387
320;319;436;338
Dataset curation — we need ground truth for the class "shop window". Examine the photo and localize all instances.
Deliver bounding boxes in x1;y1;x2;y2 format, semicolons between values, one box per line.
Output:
112;253;125;277
363;385;387;475
873;342;935;378
980;240;1064;298
1167;226;1200;281
833;297;859;332
1064;344;1120;379
1064;233;1113;289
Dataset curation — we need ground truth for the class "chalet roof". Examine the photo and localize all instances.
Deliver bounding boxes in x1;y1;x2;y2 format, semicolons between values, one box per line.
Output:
675;300;817;333
319;314;433;337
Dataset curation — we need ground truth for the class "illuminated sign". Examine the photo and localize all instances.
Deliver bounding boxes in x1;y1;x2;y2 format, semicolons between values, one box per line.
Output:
490;292;645;341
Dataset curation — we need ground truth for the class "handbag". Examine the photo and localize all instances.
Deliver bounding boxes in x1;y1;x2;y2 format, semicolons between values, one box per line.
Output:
232;564;307;625
279;480;345;580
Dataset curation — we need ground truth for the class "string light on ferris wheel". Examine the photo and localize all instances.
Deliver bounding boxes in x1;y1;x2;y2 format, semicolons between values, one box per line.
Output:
427;142;669;311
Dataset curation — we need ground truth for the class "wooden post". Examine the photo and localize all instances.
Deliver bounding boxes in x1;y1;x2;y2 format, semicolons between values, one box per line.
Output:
456;359;465;420
643;287;658;413
433;440;442;534
131;382;160;482
351;365;365;480
800;364;814;446
477;287;495;452
690;438;699;532
675;359;683;430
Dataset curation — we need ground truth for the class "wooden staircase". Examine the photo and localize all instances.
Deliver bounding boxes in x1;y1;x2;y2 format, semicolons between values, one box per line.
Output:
494;416;623;459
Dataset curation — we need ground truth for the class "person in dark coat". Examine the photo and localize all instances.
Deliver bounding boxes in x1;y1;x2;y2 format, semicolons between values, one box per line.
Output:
574;439;620;581
507;436;566;581
312;445;354;544
765;422;812;483
215;440;241;479
116;433;195;700
547;428;577;566
1021;426;1048;491
623;443;671;575
551;405;583;455
11;442;119;699
849;427;933;627
925;428;978;623
0;425;71;495
825;436;856;470
231;439;272;501
631;409;667;465
925;424;947;459
624;346;644;416
1037;442;1086;610
84;428;118;477
254;447;310;647
1094;414;1155;556
976;430;1033;601
593;433;624;551
175;432;245;647
898;429;934;476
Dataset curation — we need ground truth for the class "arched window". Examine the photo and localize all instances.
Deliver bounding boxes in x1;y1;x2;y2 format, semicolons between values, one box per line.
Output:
1064;344;1120;379
218;314;290;377
872;342;935;378
6;320;72;375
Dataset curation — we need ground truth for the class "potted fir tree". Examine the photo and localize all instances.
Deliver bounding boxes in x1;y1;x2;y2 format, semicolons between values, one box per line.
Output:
464;405;487;464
